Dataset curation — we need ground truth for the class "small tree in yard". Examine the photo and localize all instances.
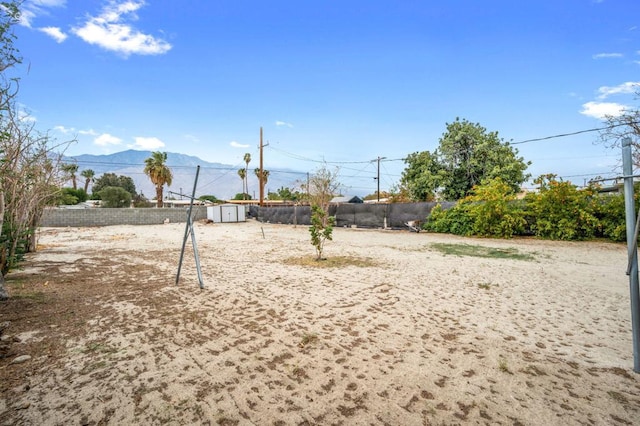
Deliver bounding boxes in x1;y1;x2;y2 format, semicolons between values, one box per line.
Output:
307;165;341;259
310;204;335;260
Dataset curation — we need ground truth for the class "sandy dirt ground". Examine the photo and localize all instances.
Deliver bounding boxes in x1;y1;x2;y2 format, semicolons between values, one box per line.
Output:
1;220;639;425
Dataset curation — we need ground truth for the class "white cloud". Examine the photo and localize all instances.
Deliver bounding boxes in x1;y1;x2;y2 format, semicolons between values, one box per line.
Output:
131;136;165;150
275;120;293;128
19;10;37;28
580;101;628;119
39;26;67;42
20;0;66;28
55;126;100;136
592;52;622;59
95;133;123;146
54;125;74;133
72;1;172;57
597;81;640;99
31;0;66;6
230;141;250;148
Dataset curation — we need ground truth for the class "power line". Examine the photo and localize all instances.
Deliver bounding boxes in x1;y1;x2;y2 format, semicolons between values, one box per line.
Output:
511;122;638;145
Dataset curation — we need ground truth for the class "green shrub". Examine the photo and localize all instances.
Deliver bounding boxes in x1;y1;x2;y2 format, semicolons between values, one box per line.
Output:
464;178;526;238
424;174;640;243
424;203;473;235
57;187;88;205
524;174;599;240
425;178;524;238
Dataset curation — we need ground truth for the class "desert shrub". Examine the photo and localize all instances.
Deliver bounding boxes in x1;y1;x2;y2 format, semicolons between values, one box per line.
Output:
524;174;599;240
132;193;153;208
0;220;28;272
99;186;132;208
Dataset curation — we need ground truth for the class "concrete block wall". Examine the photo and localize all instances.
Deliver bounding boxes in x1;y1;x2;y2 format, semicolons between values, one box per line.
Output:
40;206;208;227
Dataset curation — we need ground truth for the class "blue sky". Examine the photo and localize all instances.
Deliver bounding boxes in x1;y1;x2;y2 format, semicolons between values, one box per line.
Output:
11;0;640;195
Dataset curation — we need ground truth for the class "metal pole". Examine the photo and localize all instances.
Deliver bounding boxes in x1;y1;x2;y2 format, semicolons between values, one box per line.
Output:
375;156;386;202
622;137;640;372
377;157;381;202
189;216;204;289
259;127;264;207
176;165;202;287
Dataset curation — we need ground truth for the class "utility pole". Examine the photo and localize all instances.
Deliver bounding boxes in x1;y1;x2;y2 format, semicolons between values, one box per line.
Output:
259;127;264;206
374;156;386;202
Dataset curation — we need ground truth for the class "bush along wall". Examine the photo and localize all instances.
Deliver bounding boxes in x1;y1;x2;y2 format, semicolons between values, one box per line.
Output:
423;176;635;242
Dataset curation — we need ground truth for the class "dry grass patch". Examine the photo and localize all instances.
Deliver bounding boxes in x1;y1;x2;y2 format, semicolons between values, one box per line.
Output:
430;242;535;261
283;255;379;268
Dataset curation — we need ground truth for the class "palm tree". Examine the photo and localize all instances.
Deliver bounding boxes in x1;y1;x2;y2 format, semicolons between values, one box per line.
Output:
243;153;251;197
144;152;173;208
238;168;246;199
80;169;95;194
254;168;270;191
61;163;79;189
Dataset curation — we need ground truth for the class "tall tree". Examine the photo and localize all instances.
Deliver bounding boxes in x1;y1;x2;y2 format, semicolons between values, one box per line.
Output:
144;151;173;207
401;118;530;201
243;152;251;197
400;151;441;201
61;162;79;189
80;168;95;193
254;167;269;190
92;173;136;198
237;168;246;199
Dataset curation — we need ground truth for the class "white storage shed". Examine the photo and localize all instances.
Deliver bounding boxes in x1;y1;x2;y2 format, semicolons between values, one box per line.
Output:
207;204;246;223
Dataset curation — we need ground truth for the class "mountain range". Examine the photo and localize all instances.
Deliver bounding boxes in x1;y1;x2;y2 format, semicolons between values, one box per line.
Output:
69;150;304;201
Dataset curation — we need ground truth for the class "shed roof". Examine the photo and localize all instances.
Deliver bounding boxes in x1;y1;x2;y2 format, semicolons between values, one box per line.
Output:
330;195;363;204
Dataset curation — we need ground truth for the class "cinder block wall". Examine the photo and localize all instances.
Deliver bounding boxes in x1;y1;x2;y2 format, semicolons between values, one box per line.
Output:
40;206;208;227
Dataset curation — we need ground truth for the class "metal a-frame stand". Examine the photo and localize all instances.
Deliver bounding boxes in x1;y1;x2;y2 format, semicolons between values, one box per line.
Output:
175;165;204;289
622;138;640;373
